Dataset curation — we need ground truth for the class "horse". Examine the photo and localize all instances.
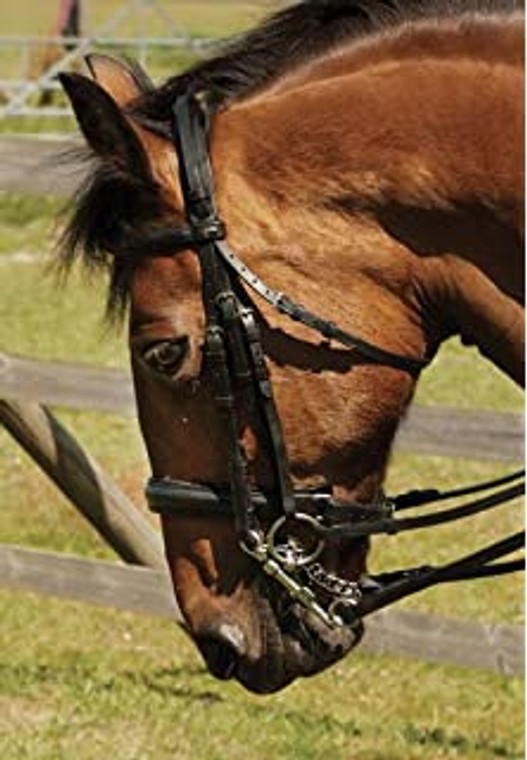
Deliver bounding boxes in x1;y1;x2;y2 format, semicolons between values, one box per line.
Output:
58;0;524;694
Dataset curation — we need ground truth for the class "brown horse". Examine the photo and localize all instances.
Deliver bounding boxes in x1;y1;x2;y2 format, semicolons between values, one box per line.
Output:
59;0;524;694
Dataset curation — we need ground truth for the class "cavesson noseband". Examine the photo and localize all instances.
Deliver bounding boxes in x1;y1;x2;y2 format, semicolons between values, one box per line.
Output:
141;92;524;630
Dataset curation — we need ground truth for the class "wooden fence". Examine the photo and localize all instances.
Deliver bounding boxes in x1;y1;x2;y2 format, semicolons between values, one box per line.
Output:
0;350;524;677
0;351;523;462
2;543;522;676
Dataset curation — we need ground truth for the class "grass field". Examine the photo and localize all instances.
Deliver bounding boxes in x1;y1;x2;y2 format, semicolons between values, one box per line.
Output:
0;185;523;760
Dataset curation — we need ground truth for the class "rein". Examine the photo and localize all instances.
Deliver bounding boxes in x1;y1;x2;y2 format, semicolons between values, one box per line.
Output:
142;91;524;630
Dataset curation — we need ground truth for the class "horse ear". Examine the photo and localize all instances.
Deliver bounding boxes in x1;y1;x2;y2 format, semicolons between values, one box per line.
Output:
85;53;153;106
59;71;149;172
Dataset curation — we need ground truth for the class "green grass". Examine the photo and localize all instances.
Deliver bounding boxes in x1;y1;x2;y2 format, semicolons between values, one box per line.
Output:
0;261;127;366
414;339;522;410
0;192;65;253
0;593;523;760
0;190;524;757
0;116;78;135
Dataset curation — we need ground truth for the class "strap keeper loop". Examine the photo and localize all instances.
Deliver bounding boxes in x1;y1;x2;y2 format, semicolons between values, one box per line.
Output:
192;218;227;244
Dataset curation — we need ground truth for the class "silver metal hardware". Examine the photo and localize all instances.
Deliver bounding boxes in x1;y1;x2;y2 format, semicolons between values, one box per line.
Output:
266;513;325;569
304;562;362;601
328;597;360;626
239;519;359;629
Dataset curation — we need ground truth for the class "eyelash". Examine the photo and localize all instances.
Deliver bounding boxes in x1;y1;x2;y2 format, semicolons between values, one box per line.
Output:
142;338;189;376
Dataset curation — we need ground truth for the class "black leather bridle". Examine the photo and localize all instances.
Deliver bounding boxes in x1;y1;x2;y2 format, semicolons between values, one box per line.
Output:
141;91;524;630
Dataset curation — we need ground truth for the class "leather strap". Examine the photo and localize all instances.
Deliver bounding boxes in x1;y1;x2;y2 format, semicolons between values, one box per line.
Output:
146;471;524;539
318;482;524;538
393;467;525;509
215;239;428;375
171;92;297;541
146;476;391;521
356;532;524;622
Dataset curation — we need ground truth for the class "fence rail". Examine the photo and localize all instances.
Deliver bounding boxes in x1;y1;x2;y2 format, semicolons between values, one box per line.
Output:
0;397;165;568
0;34;212;118
1;353;523;676
1;543;523;676
0;351;523;462
0;135;83;197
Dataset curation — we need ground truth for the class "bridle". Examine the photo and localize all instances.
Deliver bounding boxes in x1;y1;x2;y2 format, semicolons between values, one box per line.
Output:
141;91;524;630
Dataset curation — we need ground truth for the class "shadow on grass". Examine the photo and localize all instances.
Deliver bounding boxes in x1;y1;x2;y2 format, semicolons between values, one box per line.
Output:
122;667;224;704
0;658;522;758
0;660;224;706
401;723;518;759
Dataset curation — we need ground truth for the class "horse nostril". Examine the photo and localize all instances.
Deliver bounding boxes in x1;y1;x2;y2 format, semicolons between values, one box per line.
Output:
196;623;246;680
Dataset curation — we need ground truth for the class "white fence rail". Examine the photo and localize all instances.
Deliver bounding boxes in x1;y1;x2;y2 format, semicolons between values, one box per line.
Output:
0;34;213;118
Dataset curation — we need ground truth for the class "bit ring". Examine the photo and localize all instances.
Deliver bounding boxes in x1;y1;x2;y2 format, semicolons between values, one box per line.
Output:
267;513;325;568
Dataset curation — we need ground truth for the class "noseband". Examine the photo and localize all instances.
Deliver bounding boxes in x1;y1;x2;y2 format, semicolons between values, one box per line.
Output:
142;92;524;630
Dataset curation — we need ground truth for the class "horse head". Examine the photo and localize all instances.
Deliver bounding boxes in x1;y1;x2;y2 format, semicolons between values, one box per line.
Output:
60;51;427;692
60;1;523;693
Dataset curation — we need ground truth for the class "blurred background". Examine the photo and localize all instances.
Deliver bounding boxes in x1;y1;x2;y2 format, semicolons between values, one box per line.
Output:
0;0;273;124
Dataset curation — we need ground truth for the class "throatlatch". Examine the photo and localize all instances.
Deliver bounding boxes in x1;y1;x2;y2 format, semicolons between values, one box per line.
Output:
143;91;524;631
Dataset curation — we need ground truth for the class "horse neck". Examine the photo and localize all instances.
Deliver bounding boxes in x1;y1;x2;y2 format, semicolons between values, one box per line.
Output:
270;15;524;95
211;33;524;385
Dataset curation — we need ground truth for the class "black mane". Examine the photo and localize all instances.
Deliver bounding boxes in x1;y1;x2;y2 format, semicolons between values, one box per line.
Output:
61;0;522;318
133;0;522;128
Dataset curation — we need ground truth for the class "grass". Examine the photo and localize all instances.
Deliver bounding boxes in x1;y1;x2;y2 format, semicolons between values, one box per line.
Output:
0;187;524;757
0;192;65;253
0;593;524;760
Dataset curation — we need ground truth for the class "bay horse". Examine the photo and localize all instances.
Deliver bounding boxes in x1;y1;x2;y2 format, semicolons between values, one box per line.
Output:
59;0;524;694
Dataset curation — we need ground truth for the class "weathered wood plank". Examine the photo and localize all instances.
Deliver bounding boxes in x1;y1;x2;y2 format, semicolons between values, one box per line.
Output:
0;544;523;677
0;544;179;620
395;406;524;463
0;399;165;569
361;608;524;677
0;135;83;196
0;352;135;416
0;352;523;462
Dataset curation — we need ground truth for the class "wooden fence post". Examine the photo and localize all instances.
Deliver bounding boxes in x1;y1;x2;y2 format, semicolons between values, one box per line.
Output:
0;399;165;569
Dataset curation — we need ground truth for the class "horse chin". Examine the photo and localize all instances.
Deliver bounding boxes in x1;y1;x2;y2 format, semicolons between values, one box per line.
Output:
233;596;364;695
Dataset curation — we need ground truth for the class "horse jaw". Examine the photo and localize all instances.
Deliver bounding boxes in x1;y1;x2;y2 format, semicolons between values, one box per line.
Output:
160;513;366;694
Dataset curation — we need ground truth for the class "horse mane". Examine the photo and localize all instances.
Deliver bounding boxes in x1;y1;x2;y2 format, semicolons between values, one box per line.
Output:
132;0;522;128
60;0;523;318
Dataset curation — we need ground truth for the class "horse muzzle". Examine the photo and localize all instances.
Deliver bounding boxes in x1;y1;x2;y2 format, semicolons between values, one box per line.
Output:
188;576;363;694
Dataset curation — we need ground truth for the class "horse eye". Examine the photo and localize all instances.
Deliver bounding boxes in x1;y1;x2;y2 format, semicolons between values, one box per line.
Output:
142;338;189;376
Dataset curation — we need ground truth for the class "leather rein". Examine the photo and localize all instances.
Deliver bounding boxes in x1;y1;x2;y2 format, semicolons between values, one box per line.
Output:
140;91;524;630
